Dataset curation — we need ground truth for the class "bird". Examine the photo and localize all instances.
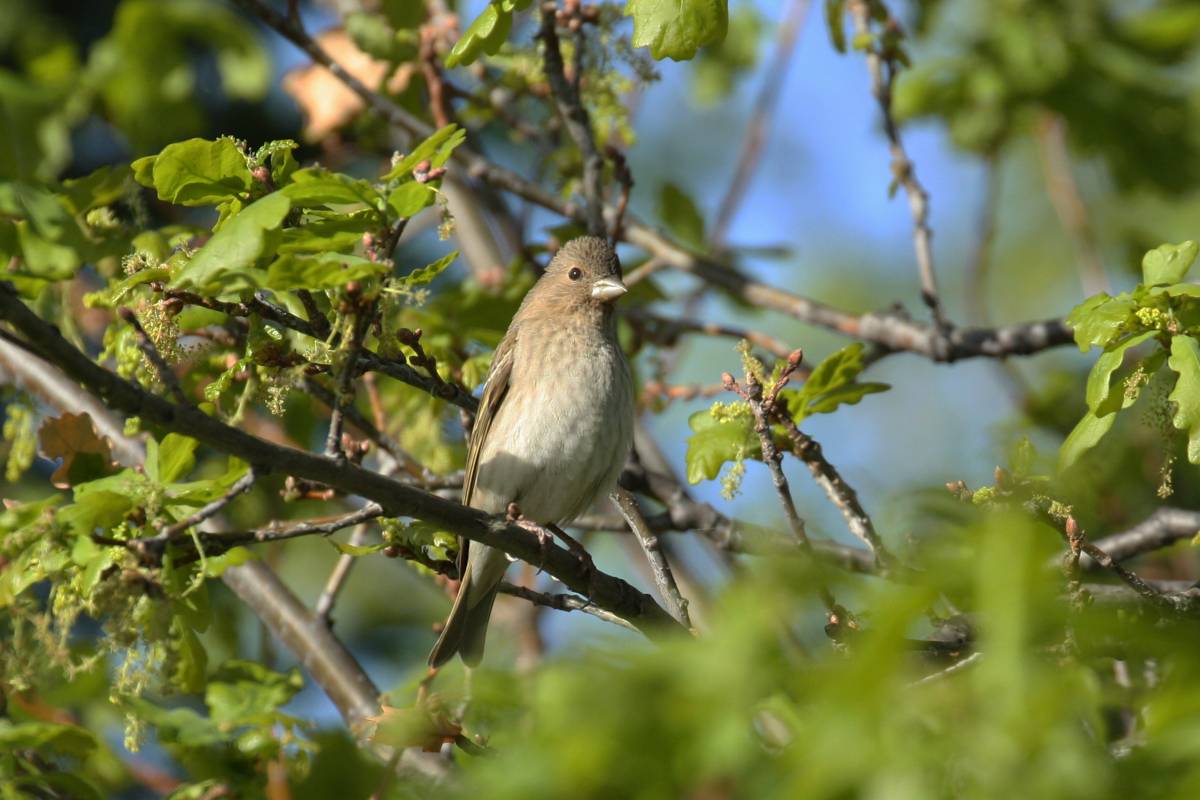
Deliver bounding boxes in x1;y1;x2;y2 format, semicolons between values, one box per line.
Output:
428;236;635;668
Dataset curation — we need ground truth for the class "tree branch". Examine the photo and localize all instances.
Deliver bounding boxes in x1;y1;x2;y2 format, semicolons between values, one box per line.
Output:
611;488;693;630
0;284;681;636
849;0;948;335
538;3;606;237
235;0;1072;364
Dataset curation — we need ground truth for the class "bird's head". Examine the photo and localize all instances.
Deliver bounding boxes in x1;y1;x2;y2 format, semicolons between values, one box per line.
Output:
518;236;627;321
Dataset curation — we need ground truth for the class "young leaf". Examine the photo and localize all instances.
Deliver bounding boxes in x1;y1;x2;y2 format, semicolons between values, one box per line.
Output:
141;138;253;206
625;0;729;61
171;192;291;293
684;406;758;484
37;412;114;488
444;3;523;68
266;252;388;291
384;125;467;180
1167;334;1200;463
392;251;458;289
1065;293;1136;351
783;343;889;422
387;181;437;219
280;168;382;210
1142;240;1198;285
1058;410;1118;472
1085;331;1157;415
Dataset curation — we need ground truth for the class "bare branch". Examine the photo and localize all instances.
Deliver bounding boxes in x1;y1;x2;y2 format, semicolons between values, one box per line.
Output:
1084;508;1200;567
611;488;693;630
538;3;606;237
498;582;639;632
849;0;948;335
737;370;842;617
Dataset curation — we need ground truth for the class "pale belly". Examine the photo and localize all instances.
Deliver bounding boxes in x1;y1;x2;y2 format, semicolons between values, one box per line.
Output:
470;333;633;524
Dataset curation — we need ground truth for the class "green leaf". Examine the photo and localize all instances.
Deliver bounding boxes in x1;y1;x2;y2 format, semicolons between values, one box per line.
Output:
1142;240;1199;285
384;125;467;181
684;406;757;484
205;660;303;725
205;546;255;577
784;343;890;421
625;0;729;61
125;698;225;748
141;138;253;206
1058;410;1118;472
59;164;132;214
279;211;377;254
392;251;458;289
1066;293;1136;351
280;168;382;210
171;617;208;694
266;252;389;291
659;183;706;247
157;433;199;483
825;0;848;53
0;721;96;758
444;3;513;68
1085;331;1157;415
330;540;388;556
171;192;291;293
387;181;437;219
83;266;170;309
1167;334;1200;463
58;489;133;536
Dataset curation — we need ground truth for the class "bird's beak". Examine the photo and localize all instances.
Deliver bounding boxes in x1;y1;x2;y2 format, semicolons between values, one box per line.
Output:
591;276;628;303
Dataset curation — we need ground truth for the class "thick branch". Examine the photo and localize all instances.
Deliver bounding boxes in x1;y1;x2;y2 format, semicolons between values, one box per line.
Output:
0;284;680;636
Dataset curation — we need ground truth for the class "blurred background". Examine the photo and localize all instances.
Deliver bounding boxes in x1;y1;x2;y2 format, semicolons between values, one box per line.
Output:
5;0;1200;793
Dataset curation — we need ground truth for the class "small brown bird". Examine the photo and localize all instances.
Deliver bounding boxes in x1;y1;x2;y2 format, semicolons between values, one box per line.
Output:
428;236;634;667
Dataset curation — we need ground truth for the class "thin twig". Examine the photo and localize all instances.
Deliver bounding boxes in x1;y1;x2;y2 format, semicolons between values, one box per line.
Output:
776;421;892;568
155;469;258;544
848;0;948;336
315;525;372;625
538;3;606;237
611;488;693;630
735;370;841;615
711;0;811;246
498;582;639;632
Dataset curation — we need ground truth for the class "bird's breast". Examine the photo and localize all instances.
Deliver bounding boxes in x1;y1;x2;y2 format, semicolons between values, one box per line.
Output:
472;325;633;523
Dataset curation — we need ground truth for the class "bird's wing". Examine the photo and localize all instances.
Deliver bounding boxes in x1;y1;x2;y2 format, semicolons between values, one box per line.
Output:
455;329;516;579
462;328;517;508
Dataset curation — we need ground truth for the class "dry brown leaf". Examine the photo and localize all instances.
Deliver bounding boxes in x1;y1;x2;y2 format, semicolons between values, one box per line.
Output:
282;29;413;142
37;412;115;488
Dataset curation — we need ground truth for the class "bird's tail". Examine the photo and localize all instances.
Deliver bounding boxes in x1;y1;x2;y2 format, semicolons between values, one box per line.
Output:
428;544;506;668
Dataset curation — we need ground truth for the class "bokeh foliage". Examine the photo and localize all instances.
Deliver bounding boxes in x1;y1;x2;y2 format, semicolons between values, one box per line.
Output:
2;1;1200;798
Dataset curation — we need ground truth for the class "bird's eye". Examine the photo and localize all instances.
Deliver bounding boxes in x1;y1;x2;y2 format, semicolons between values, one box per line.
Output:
568;267;583;281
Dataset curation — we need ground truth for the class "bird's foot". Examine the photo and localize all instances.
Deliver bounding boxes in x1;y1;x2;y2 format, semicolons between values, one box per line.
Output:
548;524;596;582
506;502;554;573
